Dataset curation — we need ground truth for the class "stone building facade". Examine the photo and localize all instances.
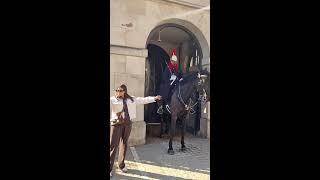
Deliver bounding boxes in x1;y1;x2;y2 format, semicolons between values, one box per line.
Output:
110;0;210;146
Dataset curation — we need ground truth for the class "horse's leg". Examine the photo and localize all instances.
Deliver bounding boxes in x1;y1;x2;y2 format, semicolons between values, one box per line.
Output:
166;117;171;134
161;114;170;137
157;100;163;138
168;114;177;155
159;100;167;138
165;115;170;134
160;114;164;138
181;114;187;151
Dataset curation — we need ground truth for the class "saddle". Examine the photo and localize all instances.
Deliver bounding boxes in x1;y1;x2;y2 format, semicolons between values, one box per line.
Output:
111;111;130;126
157;79;183;115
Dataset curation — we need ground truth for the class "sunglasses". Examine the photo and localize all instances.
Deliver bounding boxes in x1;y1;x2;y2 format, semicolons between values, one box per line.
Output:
115;89;124;92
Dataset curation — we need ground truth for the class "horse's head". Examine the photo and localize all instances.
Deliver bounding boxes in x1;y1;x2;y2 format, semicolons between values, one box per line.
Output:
196;70;210;104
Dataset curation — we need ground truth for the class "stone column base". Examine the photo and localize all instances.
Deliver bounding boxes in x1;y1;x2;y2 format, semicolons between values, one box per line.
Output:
200;102;210;139
200;118;209;138
128;120;146;146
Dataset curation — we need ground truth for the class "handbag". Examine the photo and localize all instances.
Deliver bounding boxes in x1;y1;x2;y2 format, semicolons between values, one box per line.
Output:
110;111;125;126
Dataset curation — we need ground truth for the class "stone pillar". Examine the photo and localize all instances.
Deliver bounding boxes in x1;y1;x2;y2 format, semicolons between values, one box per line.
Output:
200;102;210;138
200;57;210;138
110;45;148;146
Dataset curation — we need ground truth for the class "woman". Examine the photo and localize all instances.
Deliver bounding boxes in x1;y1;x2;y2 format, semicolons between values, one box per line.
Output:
109;84;161;177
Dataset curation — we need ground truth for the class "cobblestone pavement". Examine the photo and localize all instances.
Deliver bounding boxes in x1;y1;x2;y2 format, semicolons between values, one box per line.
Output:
110;133;210;180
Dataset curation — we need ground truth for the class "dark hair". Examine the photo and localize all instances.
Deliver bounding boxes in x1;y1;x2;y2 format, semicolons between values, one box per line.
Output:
119;84;134;102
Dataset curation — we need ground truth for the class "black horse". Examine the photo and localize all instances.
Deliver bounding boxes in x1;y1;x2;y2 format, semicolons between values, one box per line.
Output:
165;70;210;155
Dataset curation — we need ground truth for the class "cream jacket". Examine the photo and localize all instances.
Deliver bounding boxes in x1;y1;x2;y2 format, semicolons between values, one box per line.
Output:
110;96;156;122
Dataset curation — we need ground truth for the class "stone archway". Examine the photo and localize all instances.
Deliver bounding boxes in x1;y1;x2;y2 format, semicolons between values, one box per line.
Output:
146;18;210;69
145;18;211;138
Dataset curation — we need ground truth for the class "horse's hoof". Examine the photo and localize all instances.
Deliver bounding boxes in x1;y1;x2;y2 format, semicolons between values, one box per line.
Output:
168;149;175;155
181;146;186;151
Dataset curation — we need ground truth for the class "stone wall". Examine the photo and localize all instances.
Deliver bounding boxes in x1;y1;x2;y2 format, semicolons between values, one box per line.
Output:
110;0;210;49
110;47;148;146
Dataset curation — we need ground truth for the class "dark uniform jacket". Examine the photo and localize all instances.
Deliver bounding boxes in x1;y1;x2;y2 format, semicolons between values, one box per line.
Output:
159;62;181;103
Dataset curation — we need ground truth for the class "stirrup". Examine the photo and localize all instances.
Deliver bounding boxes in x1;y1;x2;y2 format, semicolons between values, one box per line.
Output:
157;105;163;114
165;104;171;114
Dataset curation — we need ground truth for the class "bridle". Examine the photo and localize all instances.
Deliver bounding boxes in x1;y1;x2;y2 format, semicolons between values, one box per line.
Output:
197;73;208;105
177;72;208;114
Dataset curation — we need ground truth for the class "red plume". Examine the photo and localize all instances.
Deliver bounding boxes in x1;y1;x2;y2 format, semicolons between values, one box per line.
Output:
171;48;176;56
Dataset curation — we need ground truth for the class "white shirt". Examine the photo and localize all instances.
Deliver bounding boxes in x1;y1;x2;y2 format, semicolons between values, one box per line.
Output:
110;96;156;122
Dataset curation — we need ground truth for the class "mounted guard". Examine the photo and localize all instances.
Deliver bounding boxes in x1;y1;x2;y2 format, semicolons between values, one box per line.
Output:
157;48;182;114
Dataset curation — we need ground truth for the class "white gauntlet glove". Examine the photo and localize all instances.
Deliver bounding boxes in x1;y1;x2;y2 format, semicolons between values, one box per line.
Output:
169;74;177;85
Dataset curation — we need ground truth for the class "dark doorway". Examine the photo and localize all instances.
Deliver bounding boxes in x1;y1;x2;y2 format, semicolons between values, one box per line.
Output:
144;44;169;124
144;43;201;136
145;24;204;137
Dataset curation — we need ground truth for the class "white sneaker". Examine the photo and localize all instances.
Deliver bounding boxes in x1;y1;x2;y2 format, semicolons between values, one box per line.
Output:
110;172;112;177
120;167;128;173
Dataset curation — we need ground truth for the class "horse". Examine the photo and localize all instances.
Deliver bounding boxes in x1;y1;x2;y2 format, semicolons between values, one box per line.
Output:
165;69;210;155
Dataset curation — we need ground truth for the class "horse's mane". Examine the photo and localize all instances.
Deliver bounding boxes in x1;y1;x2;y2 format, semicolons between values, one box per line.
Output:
179;71;199;85
179;70;210;85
